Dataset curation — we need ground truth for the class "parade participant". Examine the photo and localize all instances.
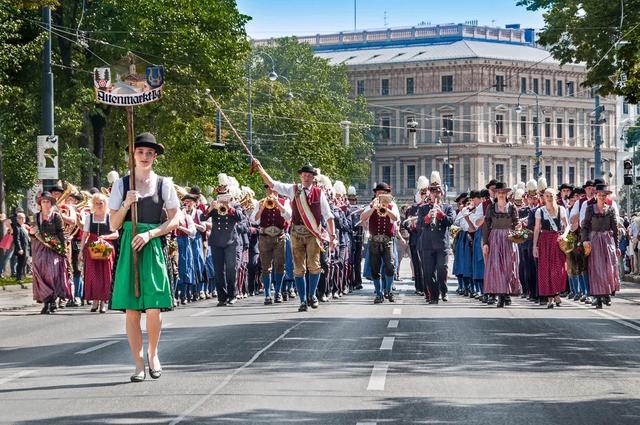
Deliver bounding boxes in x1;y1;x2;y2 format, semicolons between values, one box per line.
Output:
184;191;207;300
404;176;428;296
558;183;573;207
13;212;29;285
202;183;245;306
241;186;261;298
533;188;569;308
463;190;484;299
453;192;473;296
482;182;521;308
253;185;292;304
566;187;586;300
571;180;595;303
175;195;197;304
80;193;118;313
347;186;364;291
519;180;539;302
0;218;13;277
396;205;411;282
253;160;336;312
29;191;72;314
69;192;86;307
581;184;620;309
109;132;181;382
359;182;400;303
417;172;455;304
332;180;352;296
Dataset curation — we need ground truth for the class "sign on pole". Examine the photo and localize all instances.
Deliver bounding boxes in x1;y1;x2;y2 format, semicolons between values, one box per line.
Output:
37;135;59;180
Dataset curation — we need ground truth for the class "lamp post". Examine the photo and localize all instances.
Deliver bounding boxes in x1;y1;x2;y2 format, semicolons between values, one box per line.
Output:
279;75;294;101
247;51;278;156
515;90;541;179
437;127;453;193
340;120;351;146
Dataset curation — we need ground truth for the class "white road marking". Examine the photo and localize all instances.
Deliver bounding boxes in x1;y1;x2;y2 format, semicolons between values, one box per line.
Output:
379;337;395;350
190;310;209;317
392;308;401;315
367;363;389;391
568;298;640;332
169;320;304;425
0;370;35;385
75;340;119;355
356;422;377;425
387;320;399;329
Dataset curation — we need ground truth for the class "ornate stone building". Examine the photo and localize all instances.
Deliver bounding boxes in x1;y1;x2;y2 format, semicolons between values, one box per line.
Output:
258;24;619;200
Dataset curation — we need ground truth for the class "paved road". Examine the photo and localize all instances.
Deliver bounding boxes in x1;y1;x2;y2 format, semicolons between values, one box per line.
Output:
2;272;640;424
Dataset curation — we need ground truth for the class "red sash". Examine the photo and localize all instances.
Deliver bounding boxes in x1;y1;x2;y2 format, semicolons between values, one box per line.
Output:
294;185;329;244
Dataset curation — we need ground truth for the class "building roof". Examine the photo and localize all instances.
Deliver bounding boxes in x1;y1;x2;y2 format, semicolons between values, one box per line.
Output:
316;39;564;67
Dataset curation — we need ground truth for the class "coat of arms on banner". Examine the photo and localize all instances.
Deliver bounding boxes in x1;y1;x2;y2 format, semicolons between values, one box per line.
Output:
93;59;164;106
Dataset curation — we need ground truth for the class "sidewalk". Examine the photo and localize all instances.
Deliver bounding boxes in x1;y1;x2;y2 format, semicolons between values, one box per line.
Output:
0;283;36;312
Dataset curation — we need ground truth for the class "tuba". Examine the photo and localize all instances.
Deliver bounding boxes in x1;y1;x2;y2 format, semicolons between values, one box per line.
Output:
56;180;79;207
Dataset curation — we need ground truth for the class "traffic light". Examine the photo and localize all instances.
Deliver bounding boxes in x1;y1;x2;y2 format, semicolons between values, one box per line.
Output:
624;159;633;185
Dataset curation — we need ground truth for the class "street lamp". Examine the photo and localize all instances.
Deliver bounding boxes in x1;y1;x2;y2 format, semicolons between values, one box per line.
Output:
515;89;542;179
407;119;418;149
437;127;453;192
247;51;278;156
279;75;294;101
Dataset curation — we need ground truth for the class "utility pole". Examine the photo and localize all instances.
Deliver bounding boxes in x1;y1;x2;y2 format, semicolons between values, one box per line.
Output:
41;5;55;190
354;0;357;31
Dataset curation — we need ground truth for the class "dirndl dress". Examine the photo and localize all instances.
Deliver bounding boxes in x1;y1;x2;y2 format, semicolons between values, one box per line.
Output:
472;229;484;280
453;230;472;278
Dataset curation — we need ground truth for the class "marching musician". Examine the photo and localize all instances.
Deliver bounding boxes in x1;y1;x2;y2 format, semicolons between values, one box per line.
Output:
403;176;428;296
360;182;399;304
252;185;292;305
176;194;197;304
347;186;364;291
452;192;473;297
187;187;208;300
202;183;245;307
253;160;336;312
417;172;455;304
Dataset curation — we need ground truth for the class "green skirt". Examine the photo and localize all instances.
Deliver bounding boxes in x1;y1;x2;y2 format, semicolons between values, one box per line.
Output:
111;222;173;311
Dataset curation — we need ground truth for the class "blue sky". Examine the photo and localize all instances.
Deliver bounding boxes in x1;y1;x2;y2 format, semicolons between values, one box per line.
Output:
237;0;546;38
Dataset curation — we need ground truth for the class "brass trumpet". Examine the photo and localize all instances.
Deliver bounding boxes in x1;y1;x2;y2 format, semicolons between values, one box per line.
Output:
263;195;277;209
374;194;393;217
217;204;229;216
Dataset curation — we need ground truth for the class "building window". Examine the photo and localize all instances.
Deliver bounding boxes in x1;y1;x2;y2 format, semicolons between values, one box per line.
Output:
623;101;629;115
520;164;528;182
407;165;416;189
568;119;575;138
567;81;575;96
556;118;563;139
544;79;551;96
443;163;455;189
495;114;504;136
533;116;539;137
533;78;539;94
382;166;391;185
441;114;454;137
545;117;551;138
569;166;575;184
441;75;453;92
356;79;365;95
637;104;640;115
590;119;596;142
545;165;552;184
381;79;389;96
495;75;505;92
521;77;527;94
590;166;595;180
557;166;563;185
557;80;563;96
464;157;471;190
520;116;527;137
381;116;391;140
495;163;505;182
406;77;414;95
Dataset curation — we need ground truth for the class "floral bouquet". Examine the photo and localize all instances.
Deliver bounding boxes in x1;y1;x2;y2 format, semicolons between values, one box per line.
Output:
88;239;113;260
507;228;532;244
36;232;66;257
558;232;577;254
450;225;461;239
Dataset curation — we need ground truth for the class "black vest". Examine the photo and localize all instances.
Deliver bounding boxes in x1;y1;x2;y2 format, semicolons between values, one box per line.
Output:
89;214;111;236
122;175;165;224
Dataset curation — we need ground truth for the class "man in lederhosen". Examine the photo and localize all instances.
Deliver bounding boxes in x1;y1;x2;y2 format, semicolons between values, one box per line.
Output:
360;183;400;303
253;160;336;312
252;185;292;304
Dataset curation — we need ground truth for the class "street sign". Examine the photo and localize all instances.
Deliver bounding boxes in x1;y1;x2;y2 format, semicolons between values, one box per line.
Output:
37;135;58;180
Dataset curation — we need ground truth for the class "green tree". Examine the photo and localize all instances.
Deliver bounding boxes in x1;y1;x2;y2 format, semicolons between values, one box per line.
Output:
517;0;640;102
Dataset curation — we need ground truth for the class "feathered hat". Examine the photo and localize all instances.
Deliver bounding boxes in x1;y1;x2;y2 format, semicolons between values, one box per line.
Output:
416;175;429;191
429;171;442;192
515;181;526;192
514;188;525;201
347;185;357;197
333;180;347;196
537;176;548;193
526;179;537;196
107;170;120;184
315;174;332;189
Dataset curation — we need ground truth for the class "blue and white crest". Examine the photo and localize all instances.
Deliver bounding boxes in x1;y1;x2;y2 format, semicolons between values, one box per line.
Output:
146;65;164;89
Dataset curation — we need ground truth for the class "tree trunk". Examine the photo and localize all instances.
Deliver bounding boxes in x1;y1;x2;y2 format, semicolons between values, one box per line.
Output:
90;108;108;188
